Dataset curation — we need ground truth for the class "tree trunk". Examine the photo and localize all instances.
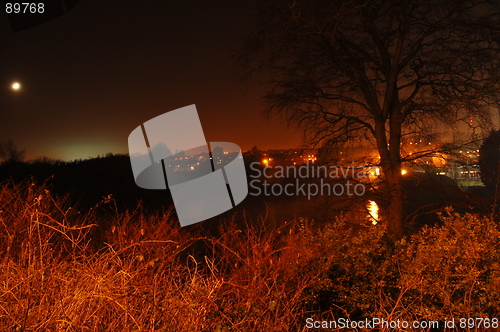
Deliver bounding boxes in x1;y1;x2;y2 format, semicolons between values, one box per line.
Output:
385;168;404;239
375;117;405;239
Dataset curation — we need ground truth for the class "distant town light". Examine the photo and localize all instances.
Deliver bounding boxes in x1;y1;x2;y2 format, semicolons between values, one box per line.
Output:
401;169;407;175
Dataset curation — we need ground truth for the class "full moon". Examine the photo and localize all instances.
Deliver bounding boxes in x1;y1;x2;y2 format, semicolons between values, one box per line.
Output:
11;82;21;91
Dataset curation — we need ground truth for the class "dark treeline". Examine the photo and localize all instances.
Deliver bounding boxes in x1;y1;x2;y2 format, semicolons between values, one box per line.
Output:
0;154;173;213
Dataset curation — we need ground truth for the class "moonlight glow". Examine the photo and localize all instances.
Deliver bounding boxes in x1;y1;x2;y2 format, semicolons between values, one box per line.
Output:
11;82;21;91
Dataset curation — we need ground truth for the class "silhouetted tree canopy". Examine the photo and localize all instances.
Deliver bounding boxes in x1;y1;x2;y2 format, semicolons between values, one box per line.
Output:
238;0;500;237
479;130;500;191
0;140;25;163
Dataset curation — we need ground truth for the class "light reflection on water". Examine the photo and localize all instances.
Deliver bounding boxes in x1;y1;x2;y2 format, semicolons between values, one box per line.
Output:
367;200;379;225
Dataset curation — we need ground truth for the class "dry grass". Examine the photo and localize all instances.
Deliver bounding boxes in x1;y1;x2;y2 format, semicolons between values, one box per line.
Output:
0;182;324;331
1;181;500;331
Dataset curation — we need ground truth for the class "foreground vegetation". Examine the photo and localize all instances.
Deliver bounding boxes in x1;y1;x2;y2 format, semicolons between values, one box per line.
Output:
1;182;500;331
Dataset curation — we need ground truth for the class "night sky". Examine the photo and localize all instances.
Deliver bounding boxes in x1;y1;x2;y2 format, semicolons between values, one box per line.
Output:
0;0;301;161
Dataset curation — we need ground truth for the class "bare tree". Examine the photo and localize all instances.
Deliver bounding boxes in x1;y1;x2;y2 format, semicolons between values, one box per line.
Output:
238;0;500;237
0;140;25;163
